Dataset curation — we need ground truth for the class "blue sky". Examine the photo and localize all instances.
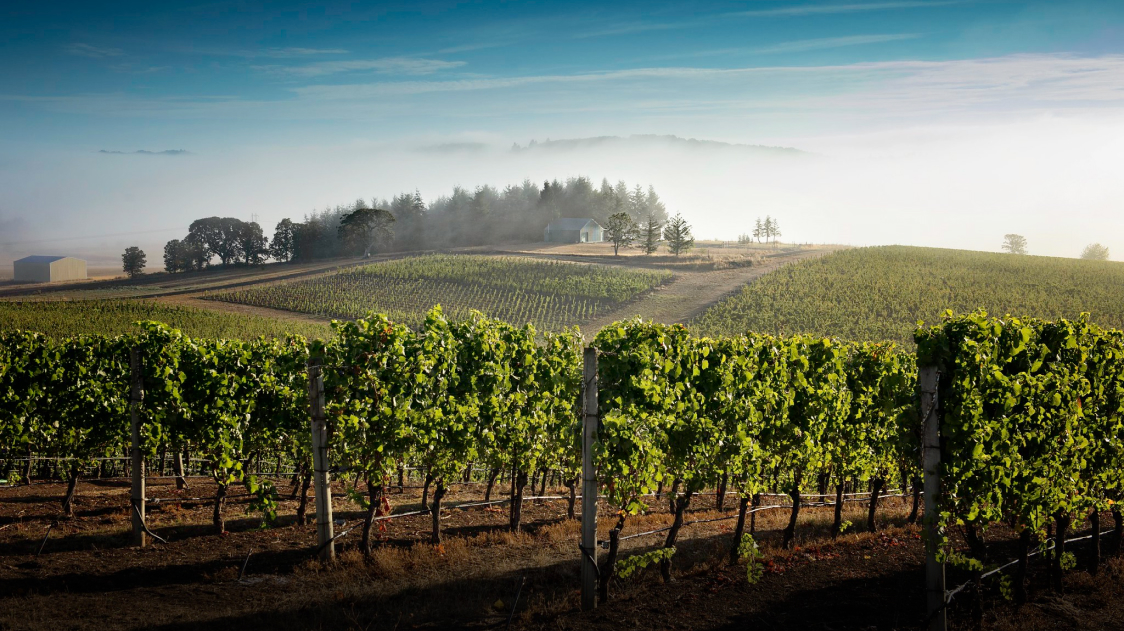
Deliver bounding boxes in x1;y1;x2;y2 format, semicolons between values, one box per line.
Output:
2;1;1124;261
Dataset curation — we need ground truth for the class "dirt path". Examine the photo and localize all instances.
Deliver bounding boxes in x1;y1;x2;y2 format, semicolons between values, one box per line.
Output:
156;294;335;327
578;246;838;334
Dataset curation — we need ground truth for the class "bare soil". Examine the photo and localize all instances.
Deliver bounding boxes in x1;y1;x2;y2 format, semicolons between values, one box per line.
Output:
1;478;1120;631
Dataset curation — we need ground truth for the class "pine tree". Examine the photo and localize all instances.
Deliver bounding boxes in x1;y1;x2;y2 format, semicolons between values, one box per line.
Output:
753;218;764;244
662;213;694;257
641;215;662;255
605;212;640;256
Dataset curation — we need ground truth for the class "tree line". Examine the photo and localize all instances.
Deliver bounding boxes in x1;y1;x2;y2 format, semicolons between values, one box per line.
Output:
162;178;671;272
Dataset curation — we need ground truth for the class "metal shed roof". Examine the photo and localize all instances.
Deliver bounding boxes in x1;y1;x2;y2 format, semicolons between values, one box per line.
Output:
15;255;74;264
546;218;600;231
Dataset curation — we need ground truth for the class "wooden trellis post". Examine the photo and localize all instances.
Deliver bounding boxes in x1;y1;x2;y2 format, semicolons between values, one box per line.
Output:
129;347;146;548
307;358;335;561
580;346;598;612
920;366;946;631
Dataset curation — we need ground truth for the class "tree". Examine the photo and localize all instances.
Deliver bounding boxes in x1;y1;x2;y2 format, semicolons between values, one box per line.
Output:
338;207;395;257
270;219;297;262
122;246;146;278
1002;234;1028;255
237;221;269;265
662;213;694;257
605;212;640;256
753;218;764;244
187;217;244;266
1081;243;1110;260
641;215;662;255
163;239;186;273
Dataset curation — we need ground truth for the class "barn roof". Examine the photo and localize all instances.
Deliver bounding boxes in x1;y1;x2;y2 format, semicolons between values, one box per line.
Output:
15;255;75;264
546;218;600;231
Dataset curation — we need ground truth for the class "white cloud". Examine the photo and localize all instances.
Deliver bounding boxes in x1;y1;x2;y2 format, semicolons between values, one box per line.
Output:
256;57;467;77
731;1;966;18
63;43;124;58
751;34;921;54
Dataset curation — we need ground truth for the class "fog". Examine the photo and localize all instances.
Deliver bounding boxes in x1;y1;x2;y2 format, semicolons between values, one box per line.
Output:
2;112;1122;266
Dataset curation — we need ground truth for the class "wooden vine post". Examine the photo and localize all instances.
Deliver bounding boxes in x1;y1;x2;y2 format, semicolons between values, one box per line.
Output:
129;346;146;547
920;366;946;631
580;346;598;612
307;358;335;561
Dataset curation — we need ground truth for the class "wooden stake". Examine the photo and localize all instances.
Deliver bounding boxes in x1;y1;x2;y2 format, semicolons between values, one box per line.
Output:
580;346;598;612
307;359;335;561
920;366;946;631
130;347;146;548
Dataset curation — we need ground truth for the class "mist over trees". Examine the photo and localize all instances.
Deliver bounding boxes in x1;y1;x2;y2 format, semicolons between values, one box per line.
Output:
162;177;671;270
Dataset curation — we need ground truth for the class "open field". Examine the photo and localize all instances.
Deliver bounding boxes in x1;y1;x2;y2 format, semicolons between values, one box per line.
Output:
2;478;1120;631
0;300;333;339
205;254;673;331
692;245;1124;344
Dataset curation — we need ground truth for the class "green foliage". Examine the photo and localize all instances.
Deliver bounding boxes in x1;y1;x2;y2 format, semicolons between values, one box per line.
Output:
0;300;332;340
692;246;1124;345
209;254;670;331
999;574;1014;601
737;533;765;583
615;547;676;580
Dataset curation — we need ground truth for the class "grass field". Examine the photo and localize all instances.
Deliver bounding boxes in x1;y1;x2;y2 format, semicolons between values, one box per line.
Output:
692;246;1124;344
206;254;672;331
0;299;333;339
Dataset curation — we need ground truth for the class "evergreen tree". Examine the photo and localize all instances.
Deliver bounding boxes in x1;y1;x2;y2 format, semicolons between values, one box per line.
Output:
270;218;297;262
121;246;146;278
641;215;662;255
753;218;764;243
662;213;695;257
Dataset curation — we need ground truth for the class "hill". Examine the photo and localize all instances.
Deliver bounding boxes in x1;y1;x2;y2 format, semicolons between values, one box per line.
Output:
691;246;1124;345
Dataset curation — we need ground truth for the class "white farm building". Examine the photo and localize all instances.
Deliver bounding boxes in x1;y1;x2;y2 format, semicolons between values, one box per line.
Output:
544;218;603;244
13;256;88;283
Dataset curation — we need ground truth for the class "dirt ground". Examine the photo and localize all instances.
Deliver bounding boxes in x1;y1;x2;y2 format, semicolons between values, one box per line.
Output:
2;476;1120;631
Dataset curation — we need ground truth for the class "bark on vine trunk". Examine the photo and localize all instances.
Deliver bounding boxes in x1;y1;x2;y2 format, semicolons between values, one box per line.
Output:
1113;506;1123;556
782;477;802;550
660;491;693;582
716;472;728;510
599;514;626;603
61;464;80;517
538;468;548;498
213;482;227;534
430;480;446;544
1089;510;1101;576
296;468;312;526
1014;528;1031;604
484;467;500;502
668;478;681;514
908;477;921;524
361;476;384;556
832;481;845;538
421;470;434;511
1051;513;1070;593
730;495;751;564
964;523;986;561
173;450;187;490
565;476;578;519
509;470;528;532
750;493;761;535
866;477;883;532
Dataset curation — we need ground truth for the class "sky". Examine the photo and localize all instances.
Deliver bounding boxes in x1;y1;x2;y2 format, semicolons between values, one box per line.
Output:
2;0;1123;264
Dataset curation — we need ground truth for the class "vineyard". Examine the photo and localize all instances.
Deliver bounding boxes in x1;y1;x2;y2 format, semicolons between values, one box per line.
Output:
2;309;1123;629
692;246;1124;345
206;254;672;331
0;299;334;339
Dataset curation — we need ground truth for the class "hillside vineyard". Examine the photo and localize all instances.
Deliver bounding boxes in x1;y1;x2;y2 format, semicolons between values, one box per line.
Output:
2;309;1122;588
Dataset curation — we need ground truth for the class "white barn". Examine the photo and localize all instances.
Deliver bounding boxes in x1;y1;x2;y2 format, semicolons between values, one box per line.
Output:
13;256;88;283
544;218;604;244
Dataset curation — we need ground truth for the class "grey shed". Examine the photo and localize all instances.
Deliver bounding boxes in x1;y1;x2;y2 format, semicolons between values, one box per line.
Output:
13;256;88;283
544;218;603;244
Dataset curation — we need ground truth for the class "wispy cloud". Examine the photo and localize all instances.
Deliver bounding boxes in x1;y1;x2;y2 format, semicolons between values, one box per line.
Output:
753;33;921;54
64;43;124;58
255;57;466;77
732;1;965;17
256;47;349;58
